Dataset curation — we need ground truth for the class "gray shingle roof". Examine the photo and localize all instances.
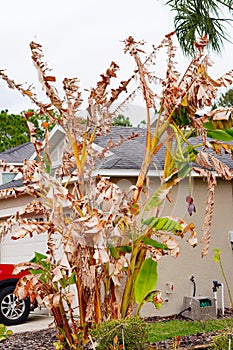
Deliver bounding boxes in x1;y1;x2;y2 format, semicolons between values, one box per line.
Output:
0;142;34;163
0;178;24;190
95;126;165;170
0;126;232;190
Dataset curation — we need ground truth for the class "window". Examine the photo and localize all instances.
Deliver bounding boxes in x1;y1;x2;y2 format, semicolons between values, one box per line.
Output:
2;172;16;185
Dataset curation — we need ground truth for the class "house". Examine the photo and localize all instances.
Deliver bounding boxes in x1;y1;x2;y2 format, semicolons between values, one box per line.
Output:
0;125;232;317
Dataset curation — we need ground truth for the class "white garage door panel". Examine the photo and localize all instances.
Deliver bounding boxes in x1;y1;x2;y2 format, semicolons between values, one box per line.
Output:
0;233;47;264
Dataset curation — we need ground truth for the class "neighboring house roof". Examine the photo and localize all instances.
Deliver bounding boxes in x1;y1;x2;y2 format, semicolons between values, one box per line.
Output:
0;178;24;190
0;142;34;163
0;126;165;169
94;126;165;171
0;126;163;190
0;126;232;190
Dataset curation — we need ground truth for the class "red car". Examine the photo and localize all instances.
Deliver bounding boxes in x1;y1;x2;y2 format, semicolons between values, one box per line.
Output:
0;264;31;325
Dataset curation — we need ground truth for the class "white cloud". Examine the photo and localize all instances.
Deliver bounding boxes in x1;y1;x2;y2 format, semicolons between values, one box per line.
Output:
0;0;232;113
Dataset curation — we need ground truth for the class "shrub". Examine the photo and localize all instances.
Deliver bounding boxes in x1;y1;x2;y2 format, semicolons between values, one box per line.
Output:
210;331;233;349
90;317;147;350
0;324;13;342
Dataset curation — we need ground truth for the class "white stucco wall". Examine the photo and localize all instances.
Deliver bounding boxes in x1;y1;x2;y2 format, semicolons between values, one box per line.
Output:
0;176;232;317
140;177;233;317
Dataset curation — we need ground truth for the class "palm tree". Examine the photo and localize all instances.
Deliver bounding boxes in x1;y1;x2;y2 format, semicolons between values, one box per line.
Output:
166;0;233;56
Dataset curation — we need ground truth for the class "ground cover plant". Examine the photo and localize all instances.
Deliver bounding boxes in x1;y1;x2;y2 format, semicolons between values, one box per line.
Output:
0;314;233;349
90;316;147;350
0;33;233;349
146;317;233;343
90;315;233;349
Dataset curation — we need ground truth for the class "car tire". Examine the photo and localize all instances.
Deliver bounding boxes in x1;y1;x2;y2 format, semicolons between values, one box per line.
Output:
0;285;30;325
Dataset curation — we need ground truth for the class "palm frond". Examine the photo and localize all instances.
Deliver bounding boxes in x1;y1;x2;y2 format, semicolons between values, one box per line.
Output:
166;0;233;56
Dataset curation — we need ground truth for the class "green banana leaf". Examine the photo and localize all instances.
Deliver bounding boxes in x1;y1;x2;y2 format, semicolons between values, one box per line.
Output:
142;217;183;233
142;236;168;250
109;245;132;259
43;150;52;174
134;257;158;305
145;163;191;211
206;128;233;142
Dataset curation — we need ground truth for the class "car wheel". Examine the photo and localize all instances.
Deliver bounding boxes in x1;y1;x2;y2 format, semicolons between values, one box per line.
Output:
0;285;30;325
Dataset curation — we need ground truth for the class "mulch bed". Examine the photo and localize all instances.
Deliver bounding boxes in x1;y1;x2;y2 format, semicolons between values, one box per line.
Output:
0;327;57;350
148;330;222;349
0;309;232;350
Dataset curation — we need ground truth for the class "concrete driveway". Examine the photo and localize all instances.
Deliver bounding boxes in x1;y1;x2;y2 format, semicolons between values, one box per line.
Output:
10;307;54;333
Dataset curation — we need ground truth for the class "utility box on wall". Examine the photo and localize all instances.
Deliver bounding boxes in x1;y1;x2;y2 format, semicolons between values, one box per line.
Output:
182;296;216;321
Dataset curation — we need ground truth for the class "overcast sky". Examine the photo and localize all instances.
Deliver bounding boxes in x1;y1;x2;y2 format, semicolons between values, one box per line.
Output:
1;0;233;114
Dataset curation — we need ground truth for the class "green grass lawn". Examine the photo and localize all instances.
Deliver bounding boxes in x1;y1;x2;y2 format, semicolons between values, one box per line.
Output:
146;318;233;343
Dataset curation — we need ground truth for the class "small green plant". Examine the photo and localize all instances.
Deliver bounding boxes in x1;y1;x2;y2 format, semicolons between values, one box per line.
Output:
171;335;181;350
90;317;147;350
213;249;233;309
210;332;233;349
0;324;13;342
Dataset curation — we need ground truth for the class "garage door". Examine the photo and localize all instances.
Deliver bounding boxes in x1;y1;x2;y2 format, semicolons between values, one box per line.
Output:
0;232;47;264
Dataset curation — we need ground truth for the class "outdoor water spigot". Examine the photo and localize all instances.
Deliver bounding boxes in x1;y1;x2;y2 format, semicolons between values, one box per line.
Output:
212;280;221;292
190;275;196;297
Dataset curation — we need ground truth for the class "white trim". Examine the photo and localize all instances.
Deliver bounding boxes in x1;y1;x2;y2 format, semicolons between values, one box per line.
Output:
1;169;224;194
29;125;114;161
1;163;23;166
93;169;221;177
12;172;22;181
0;205;26;218
29;125;65;161
93;169;163;177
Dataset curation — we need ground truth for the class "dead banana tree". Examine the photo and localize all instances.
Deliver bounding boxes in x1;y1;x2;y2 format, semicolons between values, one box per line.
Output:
0;33;233;348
